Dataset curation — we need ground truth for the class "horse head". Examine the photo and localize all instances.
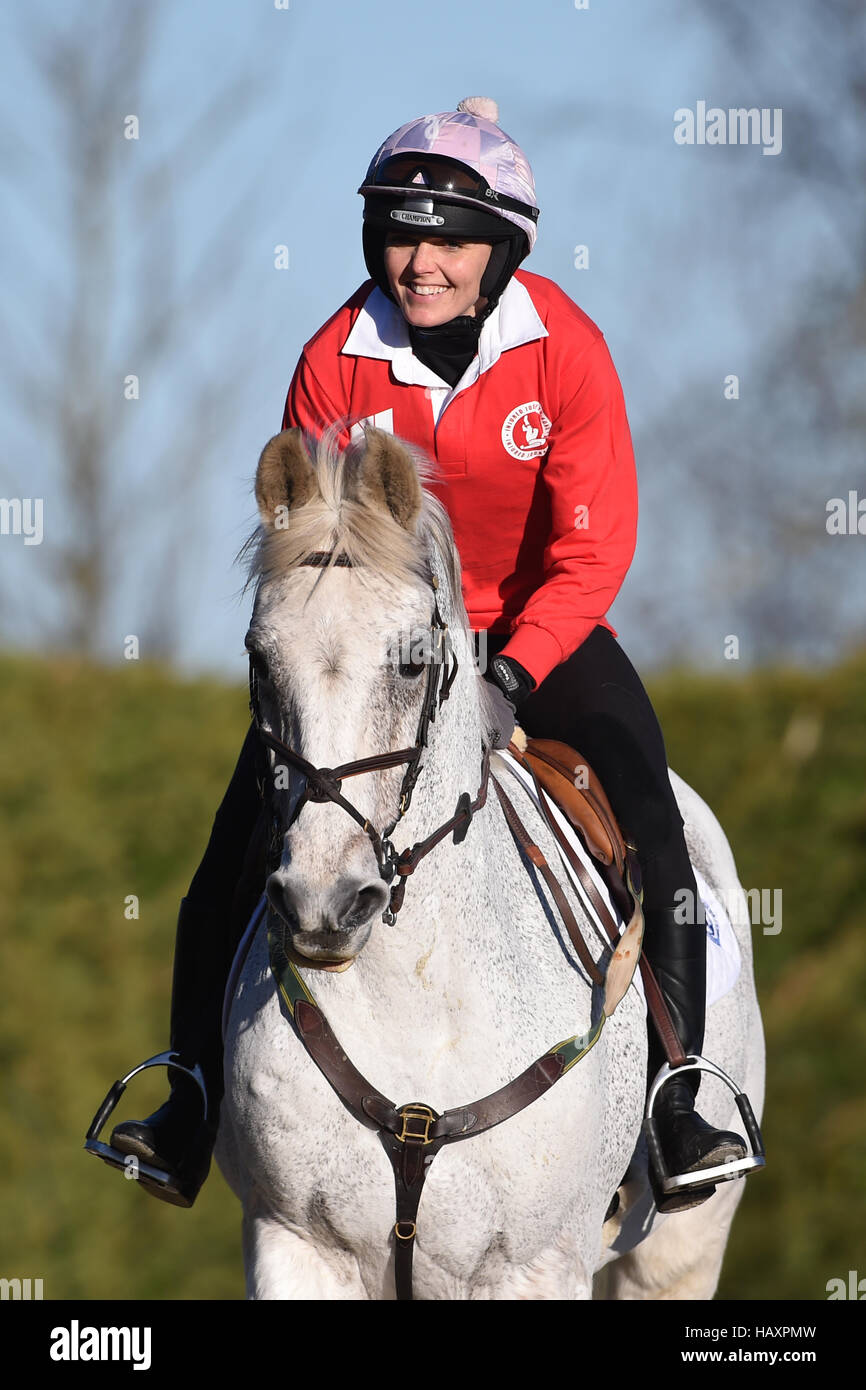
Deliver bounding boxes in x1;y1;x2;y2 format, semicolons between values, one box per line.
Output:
244;426;490;967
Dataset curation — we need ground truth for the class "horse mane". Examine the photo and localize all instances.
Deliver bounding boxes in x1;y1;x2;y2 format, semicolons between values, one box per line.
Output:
240;427;471;631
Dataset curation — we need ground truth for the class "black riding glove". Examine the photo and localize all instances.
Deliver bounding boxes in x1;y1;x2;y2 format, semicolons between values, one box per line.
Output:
483;654;536;749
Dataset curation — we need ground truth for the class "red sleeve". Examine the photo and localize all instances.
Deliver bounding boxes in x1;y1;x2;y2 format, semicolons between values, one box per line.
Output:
281;350;352;449
498;334;638;687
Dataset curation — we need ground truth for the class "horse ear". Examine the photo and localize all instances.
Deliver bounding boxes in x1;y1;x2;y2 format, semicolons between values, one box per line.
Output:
255;430;319;526
354;428;423;532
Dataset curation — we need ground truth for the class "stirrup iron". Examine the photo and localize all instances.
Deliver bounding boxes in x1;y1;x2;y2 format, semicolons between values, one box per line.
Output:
83;1051;207;1192
644;1054;765;1194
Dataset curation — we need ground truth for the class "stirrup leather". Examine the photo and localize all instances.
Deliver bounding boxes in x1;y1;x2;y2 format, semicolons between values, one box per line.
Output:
83;1051;207;1193
644;1055;765;1194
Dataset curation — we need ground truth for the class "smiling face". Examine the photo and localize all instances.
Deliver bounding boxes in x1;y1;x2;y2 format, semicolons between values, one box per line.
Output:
384;232;493;326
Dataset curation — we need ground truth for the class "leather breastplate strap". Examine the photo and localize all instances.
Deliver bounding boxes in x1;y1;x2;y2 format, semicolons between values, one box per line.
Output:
265;748;652;1299
269;912;610;1300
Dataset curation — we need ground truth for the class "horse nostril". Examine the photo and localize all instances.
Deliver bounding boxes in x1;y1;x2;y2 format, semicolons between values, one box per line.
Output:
266;873;300;931
335;879;390;931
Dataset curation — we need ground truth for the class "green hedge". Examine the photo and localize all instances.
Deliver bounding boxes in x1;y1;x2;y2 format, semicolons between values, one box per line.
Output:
0;651;862;1300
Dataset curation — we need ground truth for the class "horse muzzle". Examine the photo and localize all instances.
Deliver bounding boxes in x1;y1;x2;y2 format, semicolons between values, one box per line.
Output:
265;871;389;963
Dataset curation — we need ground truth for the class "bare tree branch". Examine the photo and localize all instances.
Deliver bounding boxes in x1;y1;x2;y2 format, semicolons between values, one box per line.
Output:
1;2;275;659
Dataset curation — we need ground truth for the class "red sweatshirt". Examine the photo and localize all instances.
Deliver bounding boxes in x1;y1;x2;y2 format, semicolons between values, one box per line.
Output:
282;269;637;688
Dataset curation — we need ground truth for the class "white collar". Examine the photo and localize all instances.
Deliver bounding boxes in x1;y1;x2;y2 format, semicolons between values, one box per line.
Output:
341;277;548;392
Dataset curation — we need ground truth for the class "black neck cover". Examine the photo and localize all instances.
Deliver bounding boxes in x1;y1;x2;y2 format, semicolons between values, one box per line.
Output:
407;315;486;388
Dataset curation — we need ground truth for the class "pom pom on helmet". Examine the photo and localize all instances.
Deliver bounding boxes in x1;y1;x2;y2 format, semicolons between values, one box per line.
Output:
456;96;500;123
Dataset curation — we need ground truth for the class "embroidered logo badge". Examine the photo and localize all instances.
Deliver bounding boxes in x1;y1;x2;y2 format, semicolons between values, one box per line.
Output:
501;402;551;460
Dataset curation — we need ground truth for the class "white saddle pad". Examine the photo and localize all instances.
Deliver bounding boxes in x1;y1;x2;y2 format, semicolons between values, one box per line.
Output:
492;749;741;1010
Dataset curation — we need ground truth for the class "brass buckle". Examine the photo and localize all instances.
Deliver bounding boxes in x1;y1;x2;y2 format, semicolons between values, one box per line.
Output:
397;1104;435;1146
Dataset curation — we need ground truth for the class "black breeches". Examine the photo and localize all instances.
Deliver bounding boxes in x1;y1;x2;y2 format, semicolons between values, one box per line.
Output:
182;723;268;1011
186;721;264;916
484;625;697;913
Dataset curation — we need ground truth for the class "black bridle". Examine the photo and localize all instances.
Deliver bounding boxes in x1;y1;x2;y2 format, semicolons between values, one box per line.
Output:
248;550;483;924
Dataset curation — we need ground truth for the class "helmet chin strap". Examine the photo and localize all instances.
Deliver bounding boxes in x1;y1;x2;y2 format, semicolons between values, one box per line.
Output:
478;238;523;307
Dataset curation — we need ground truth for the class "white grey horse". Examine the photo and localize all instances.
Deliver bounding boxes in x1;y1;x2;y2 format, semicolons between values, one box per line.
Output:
215;427;765;1301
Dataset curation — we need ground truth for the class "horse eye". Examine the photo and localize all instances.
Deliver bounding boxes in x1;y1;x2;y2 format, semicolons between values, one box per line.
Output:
397;658;426;680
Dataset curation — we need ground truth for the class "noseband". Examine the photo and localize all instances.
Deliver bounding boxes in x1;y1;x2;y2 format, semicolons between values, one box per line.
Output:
249;551;488;923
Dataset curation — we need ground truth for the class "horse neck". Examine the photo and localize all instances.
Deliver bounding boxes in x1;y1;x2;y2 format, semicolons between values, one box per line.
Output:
409;619;487;840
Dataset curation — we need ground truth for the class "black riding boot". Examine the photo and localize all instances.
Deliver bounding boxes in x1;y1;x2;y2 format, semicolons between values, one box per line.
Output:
110;724;267;1208
643;903;747;1213
110;896;227;1207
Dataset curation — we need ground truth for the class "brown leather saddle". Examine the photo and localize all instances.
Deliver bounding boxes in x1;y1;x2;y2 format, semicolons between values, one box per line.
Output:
516;736;626;871
508;734;633;917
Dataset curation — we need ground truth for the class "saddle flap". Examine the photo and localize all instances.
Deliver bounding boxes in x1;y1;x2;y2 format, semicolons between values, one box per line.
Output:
513;736;626;873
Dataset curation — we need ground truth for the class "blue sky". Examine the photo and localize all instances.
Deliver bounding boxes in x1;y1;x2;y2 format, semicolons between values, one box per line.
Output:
1;0;850;676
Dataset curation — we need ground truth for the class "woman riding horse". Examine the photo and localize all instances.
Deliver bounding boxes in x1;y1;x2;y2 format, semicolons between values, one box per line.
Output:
108;96;753;1213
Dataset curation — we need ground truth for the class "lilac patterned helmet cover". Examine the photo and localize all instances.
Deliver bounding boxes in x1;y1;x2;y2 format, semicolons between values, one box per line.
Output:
363;100;538;250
